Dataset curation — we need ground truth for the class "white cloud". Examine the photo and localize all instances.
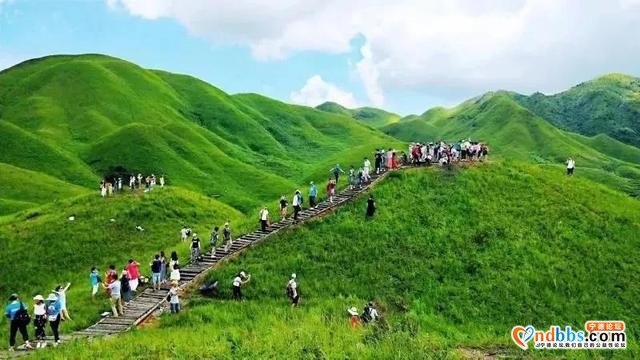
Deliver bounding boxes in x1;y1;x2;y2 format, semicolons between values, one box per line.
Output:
110;0;640;106
290;75;358;108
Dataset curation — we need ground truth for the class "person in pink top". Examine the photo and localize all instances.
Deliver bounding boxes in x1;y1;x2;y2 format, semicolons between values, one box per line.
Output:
126;259;140;292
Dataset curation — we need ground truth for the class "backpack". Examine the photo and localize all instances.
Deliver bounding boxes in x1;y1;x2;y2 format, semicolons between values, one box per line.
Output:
185;229;192;237
15;302;31;326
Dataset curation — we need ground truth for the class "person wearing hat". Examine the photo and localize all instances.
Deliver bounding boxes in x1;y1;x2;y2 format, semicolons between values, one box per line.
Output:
32;295;47;348
347;307;361;328
308;182;318;208
286;273;299;308
5;294;32;351
191;233;201;263
45;293;62;346
232;271;251;301
292;190;303;222
168;281;180;314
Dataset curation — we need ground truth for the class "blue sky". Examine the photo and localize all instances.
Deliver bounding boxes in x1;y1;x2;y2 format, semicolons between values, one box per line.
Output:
1;0;640;115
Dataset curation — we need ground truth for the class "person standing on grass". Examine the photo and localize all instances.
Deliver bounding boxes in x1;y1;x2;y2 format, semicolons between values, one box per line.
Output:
32;295;47;349
5;294;32;351
232;271;251;301
53;283;71;321
127;259;140;293
347;307;361;328
191;234;201;263
168;281;180;314
180;225;189;242
223;222;232;252
309;182;318;208
104;275;123;318
210;227;219;257
286;273;300;308
159;175;165;187
151;254;162;291
292;190;303;222
366;195;376;219
90;267;100;301
120;269;132;303
259;207;270;231
566;157;576;175
330;164;345;184
45;293;62;346
279;195;288;220
327;178;336;203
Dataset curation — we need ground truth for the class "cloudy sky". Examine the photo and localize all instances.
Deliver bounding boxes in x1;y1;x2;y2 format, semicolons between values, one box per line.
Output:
1;0;639;114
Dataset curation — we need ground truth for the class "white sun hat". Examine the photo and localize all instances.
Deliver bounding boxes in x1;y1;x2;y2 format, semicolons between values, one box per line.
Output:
46;293;58;302
347;307;359;316
291;273;296;279
33;295;44;301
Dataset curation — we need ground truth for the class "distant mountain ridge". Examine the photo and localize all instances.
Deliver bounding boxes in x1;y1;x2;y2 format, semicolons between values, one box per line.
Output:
316;101;402;128
513;73;640;147
0;54;399;214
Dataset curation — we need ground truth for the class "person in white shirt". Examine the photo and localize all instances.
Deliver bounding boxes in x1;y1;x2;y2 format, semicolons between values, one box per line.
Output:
286;273;300;307
180;226;189;242
232;271;251;300
259;207;270;231
566;158;575;175
168;281;180;314
363;158;371;182
32;295;47;348
292;190;303;222
54;283;71;321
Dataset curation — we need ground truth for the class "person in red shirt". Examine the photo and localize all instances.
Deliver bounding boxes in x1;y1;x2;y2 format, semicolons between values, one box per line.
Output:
347;307;361;328
327;178;336;203
126;259;140;293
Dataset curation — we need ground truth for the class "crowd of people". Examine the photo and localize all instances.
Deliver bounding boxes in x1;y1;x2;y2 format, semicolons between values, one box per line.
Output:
8;143;493;351
406;140;489;166
100;173;165;197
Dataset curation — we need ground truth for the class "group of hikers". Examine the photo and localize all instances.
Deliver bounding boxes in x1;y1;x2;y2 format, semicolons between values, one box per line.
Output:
4;284;71;350
9;143;494;352
406;140;489;166
100;173;165;197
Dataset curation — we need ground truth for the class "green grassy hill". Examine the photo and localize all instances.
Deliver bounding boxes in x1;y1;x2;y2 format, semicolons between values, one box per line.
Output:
0;54;403;342
35;163;640;359
383;92;640;196
0;54;400;213
317;101;402;128
513;73;640;147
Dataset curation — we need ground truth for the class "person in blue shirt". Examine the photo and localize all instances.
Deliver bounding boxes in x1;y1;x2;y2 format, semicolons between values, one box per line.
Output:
309;182;318;208
5;294;32;351
90;267;100;301
45;293;62;346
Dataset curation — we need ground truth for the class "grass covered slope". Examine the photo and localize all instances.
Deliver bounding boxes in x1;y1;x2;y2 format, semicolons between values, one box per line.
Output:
514;73;640;147
38;163;640;359
0;54;399;211
0;186;253;340
317;101;402;128
383;93;640;196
